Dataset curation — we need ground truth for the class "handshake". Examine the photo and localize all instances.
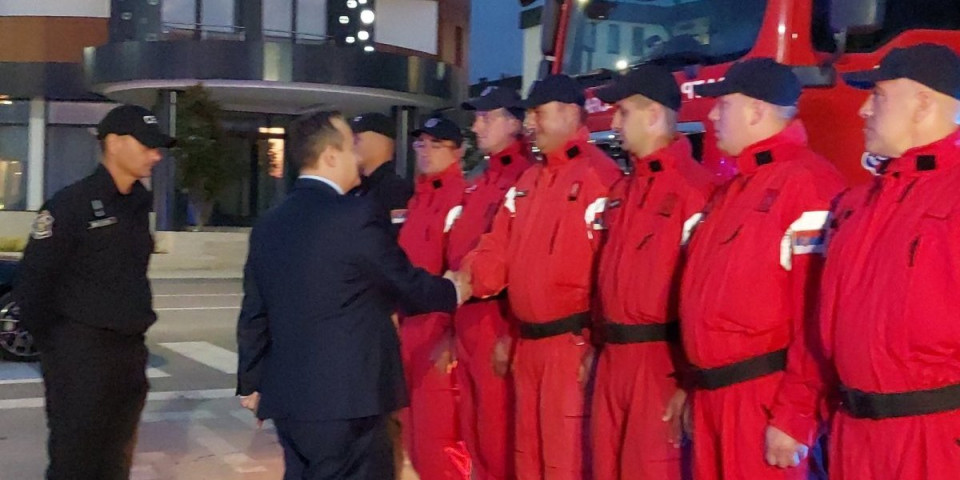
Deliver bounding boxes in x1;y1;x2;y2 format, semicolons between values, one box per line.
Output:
443;269;473;306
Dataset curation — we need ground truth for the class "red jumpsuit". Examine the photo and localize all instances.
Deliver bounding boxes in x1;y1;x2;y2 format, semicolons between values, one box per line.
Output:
680;121;845;480
464;127;622;480
592;136;716;480
446;140;534;480
820;130;960;480
398;162;468;480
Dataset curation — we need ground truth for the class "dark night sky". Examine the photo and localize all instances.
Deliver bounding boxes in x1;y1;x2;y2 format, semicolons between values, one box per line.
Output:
468;0;529;83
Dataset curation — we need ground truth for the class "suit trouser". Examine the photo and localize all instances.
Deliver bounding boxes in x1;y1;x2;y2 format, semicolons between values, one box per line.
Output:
400;313;464;480
692;373;817;480
454;301;514;480
274;415;393;480
513;335;591;480
39;320;148;480
592;342;687;480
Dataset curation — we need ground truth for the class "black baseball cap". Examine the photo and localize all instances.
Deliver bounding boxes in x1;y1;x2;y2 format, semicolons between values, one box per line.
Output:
97;105;176;148
462;86;525;120
594;65;682;111
694;58;802;107
521;74;586;109
411;116;464;146
843;44;960;100
351;112;396;138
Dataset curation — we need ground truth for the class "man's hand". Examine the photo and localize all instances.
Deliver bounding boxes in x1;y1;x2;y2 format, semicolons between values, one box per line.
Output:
490;335;513;377
430;333;457;374
661;389;688;448
578;345;596;388
240;392;264;428
443;270;473;305
764;425;809;468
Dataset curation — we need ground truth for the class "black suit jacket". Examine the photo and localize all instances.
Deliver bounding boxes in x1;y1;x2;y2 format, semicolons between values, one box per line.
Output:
236;178;457;421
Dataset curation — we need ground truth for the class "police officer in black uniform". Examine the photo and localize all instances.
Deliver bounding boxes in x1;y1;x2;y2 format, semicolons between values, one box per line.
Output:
349;112;413;236
14;105;175;480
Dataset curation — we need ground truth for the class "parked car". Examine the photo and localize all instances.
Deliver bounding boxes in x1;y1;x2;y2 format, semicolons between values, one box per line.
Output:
0;256;39;362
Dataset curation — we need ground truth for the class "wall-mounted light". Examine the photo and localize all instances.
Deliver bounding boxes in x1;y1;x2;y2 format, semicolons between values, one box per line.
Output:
357;30;370;41
360;9;375;24
615;59;628;70
339;15;350;24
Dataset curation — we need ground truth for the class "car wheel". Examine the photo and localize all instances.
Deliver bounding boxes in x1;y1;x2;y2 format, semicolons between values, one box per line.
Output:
0;291;40;362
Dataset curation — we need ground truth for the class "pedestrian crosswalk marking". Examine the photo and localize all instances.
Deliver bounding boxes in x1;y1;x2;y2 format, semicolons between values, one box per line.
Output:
0;388;236;410
140;410;217;423
158;341;238;374
191;424;268;473
0;362;169;385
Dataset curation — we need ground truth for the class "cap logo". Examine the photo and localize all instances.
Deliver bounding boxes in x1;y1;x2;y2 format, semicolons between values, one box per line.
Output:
481;86;496;97
143;115;158;124
426;118;440;128
354;115;363;122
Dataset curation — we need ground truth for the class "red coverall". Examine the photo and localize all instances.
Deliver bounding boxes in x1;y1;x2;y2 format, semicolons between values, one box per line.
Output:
446;140;534;480
819;130;960;480
398;162;468;480
679;121;844;480
464;127;622;480
592;136;716;480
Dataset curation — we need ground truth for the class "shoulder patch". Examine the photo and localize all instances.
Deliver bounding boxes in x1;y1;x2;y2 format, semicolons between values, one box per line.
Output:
31;210;55;240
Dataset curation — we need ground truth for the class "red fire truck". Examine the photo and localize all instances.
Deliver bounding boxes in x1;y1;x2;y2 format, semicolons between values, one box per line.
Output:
532;0;960;184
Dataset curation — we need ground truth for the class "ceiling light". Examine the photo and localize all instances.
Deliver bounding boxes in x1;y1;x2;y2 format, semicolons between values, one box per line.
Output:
364;45;375;53
346;0;358;7
357;30;370;41
615;59;628;70
339;15;349;24
346;36;356;44
360;9;375;24
358;0;368;4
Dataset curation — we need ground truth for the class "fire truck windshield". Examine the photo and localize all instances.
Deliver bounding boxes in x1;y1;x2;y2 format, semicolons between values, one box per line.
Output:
561;0;768;75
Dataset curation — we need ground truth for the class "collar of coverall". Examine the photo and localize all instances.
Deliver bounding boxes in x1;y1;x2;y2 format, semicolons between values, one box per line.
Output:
879;127;960;176
415;160;463;192
543;127;591;168
631;134;693;176
487;139;531;175
734;119;809;175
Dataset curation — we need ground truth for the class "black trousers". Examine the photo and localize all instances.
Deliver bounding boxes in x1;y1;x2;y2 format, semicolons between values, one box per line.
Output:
274;414;394;480
39;321;148;480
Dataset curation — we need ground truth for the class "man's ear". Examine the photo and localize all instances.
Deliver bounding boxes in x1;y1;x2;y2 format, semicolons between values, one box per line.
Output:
319;147;336;168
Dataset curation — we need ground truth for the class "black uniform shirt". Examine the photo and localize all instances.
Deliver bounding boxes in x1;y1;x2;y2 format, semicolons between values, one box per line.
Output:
15;165;156;336
350;160;413;236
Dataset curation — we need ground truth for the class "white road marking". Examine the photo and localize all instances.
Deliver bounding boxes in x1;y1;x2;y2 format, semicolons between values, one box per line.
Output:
129;464;159;480
0;388;236;410
153;294;243;298
229;409;275;431
155;306;241;312
140;409;216;423
191;424;268;473
159;342;238;374
0;363;168;384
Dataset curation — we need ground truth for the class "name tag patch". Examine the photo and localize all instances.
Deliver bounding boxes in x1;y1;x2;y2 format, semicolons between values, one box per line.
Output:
88;217;118;230
390;209;408;225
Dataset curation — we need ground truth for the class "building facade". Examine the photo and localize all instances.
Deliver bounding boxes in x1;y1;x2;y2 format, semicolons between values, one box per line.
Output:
0;0;469;229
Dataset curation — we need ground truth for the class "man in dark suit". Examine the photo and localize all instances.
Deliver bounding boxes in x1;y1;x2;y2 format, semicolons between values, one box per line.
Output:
236;110;470;480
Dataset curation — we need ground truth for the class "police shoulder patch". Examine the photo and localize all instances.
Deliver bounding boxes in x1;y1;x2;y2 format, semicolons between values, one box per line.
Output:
31;210;55;240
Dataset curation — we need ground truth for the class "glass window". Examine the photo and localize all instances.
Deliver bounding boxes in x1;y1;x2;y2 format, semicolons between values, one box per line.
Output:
264;0;294;38
0;126;28;211
162;0;197;27
631;26;645;56
813;0;960;53
296;0;327;41
607;24;620;54
562;0;768;75
201;0;236;33
44;127;100;201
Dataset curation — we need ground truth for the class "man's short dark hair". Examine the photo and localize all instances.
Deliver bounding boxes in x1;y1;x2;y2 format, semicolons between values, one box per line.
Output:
289;110;346;171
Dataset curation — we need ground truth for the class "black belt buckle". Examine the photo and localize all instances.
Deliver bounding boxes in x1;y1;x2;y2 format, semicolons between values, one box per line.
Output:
518;312;589;340
604;321;679;344
692;349;788;390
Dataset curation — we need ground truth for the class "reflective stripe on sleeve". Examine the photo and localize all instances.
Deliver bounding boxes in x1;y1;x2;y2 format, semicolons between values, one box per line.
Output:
444;205;463;233
681;212;703;246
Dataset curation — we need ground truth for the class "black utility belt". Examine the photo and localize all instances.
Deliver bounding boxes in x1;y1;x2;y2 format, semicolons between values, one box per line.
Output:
840;382;960;420
691;349;788;390
518;312;589;340
464;291;507;305
604;321;679;344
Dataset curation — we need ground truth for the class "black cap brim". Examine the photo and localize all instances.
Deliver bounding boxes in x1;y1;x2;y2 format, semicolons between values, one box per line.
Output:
842;69;892;90
133;130;176;149
594;83;630;104
693;81;737;98
461;96;499;111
